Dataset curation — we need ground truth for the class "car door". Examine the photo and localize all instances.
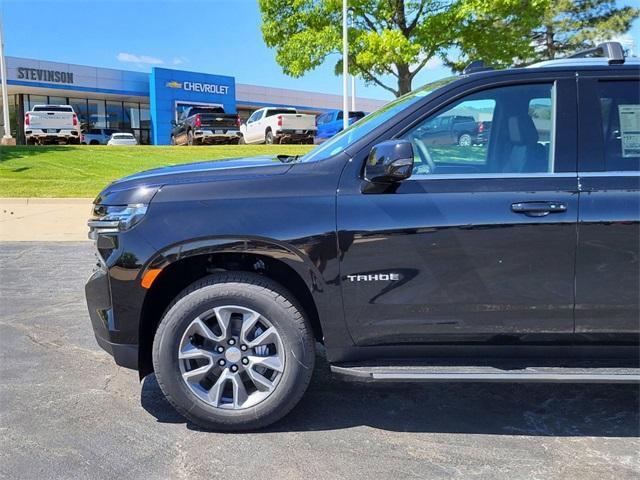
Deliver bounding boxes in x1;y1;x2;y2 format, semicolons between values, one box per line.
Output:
246;109;264;143
575;72;640;337
337;77;579;345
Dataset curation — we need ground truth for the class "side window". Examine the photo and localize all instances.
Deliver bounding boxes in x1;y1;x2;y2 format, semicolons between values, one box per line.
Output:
597;80;639;171
247;111;259;123
337;111;343;121
401;83;555;176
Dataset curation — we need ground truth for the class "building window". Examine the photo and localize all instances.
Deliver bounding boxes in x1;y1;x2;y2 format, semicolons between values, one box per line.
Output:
88;99;106;129
25;95;47;112
48;96;67;106
123;102;140;130
106;101;124;130
140;105;150;130
69;98;89;130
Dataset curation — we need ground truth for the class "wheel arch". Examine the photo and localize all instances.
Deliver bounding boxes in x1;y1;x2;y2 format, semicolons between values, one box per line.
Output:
137;238;324;378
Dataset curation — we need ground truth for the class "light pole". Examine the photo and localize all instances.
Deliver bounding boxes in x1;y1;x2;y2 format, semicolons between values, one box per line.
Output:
342;0;349;131
0;15;14;144
351;75;356;111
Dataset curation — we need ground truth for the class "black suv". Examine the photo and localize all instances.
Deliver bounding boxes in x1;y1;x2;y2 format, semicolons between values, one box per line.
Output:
86;43;640;431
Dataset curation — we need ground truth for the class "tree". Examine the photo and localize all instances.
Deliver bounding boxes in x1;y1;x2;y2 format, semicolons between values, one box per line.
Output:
530;0;639;61
259;0;547;97
451;0;640;68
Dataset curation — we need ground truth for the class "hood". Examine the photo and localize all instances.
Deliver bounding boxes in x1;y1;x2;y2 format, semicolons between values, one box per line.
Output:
95;155;293;205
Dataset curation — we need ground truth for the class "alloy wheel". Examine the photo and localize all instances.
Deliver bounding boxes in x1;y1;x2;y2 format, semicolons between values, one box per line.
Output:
178;305;285;410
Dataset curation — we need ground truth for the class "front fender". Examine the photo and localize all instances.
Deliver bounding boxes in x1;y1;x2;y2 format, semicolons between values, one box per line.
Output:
139;235;326;295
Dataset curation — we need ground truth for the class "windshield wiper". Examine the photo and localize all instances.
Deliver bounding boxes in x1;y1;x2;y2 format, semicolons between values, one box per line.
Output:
277;154;301;163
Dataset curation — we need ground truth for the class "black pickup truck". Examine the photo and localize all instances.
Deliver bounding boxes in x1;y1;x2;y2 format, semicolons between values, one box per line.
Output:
86;42;639;431
171;106;241;145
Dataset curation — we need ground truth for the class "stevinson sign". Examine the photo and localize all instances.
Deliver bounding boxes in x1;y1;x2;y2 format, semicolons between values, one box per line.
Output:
17;67;74;84
166;80;229;95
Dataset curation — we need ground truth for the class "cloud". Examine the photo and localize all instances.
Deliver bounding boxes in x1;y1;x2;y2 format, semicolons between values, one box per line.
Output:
172;56;189;66
116;52;164;65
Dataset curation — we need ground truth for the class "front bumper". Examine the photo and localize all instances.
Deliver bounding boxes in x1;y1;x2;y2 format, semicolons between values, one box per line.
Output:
85;260;139;370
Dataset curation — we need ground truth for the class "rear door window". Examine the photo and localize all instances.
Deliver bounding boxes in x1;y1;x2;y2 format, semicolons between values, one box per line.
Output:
598;80;640;171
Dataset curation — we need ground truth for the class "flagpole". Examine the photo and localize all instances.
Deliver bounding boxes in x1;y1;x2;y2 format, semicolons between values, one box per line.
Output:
342;0;349;131
0;14;14;144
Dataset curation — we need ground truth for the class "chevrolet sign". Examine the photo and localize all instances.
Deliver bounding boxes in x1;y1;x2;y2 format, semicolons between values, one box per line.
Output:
166;81;183;89
183;81;229;95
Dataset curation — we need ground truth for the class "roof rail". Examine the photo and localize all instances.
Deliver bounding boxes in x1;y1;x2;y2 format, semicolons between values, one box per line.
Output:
463;60;494;75
567;41;625;65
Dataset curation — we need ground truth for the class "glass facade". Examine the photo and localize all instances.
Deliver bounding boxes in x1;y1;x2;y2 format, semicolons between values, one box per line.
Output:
18;94;151;144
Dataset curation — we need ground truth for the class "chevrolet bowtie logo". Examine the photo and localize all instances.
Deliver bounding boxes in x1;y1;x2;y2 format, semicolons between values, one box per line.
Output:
166;81;183;89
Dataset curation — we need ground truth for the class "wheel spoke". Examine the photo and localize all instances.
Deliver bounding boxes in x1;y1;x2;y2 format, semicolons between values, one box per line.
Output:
182;363;212;383
188;316;222;342
249;355;283;373
246;367;275;392
240;311;261;344
246;327;278;348
212;306;233;340
231;376;249;408
179;343;213;361
207;369;232;406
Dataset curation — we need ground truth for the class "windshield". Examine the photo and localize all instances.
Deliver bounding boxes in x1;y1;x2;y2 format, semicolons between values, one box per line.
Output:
300;77;456;163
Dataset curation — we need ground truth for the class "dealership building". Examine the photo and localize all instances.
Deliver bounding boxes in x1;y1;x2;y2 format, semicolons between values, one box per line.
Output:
1;57;386;144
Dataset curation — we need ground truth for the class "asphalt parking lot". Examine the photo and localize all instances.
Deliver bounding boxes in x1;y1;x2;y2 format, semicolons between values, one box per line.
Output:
1;242;639;480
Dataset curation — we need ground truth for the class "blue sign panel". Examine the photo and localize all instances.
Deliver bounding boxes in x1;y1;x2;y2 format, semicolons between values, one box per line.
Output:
149;67;236;145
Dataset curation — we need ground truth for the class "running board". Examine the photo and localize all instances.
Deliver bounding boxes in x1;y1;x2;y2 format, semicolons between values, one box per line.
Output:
331;362;640;384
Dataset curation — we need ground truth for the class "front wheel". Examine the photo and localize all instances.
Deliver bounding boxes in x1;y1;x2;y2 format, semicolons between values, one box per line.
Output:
265;130;274;144
152;272;315;431
187;130;195;146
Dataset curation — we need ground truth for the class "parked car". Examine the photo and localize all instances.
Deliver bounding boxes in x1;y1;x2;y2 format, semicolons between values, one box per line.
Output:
24;105;80;145
107;133;137;146
86;42;639;432
315;110;366;143
416;114;479;147
240;107;316;144
82;128;118;145
171;106;240;145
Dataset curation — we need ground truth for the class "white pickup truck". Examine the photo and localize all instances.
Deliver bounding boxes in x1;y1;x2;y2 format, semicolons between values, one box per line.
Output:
24;105;81;145
239;107;316;144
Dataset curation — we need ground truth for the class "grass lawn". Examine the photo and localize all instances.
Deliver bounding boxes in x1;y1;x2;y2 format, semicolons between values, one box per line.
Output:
0;145;313;198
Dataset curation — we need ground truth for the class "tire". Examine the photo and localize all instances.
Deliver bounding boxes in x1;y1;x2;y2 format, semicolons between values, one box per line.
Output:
265;130;274;144
187;130;195;146
152;272;315;431
89;140;99;145
170;136;176;146
238;135;246;145
458;133;472;147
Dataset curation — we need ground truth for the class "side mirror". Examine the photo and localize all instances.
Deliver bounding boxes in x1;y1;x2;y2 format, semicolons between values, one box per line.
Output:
364;140;414;183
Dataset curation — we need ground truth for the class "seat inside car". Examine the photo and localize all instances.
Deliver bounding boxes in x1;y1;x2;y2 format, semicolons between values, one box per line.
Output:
501;113;548;173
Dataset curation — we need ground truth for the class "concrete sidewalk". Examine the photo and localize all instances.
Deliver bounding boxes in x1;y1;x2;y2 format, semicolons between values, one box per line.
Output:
0;198;92;241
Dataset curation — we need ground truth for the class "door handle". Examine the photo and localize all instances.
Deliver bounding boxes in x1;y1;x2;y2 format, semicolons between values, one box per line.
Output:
511;201;567;217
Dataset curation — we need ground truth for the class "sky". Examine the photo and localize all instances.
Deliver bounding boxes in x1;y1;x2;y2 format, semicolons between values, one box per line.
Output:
1;0;639;102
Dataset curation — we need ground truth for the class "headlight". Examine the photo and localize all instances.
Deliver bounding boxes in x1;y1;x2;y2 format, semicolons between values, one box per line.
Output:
88;203;148;239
